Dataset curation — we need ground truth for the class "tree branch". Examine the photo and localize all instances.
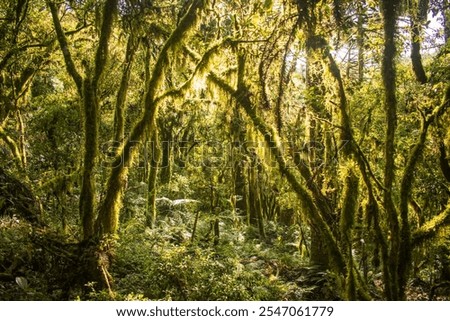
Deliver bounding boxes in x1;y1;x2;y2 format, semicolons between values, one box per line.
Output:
92;0;118;88
47;1;83;94
412;201;450;246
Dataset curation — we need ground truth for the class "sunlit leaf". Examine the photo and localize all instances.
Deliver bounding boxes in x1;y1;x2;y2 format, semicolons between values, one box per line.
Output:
16;276;28;290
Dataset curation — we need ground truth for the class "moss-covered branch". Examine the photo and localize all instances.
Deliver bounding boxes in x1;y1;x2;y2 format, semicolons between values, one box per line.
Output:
92;0;118;88
0;126;23;167
399;84;450;285
410;0;428;84
318;43;391;296
47;1;82;94
412;202;450;246
154;38;233;104
401;84;450;232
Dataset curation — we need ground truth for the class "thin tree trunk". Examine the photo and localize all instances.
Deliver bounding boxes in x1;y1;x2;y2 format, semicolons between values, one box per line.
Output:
79;78;98;239
444;0;450;43
381;0;400;300
410;0;428;84
247;164;258;226
231;103;248;221
17;110;27;167
357;1;366;84
146;127;161;228
275;25;297;134
113;36;137;144
159;125;172;185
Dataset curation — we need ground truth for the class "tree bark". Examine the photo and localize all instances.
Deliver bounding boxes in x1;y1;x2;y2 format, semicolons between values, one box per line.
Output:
79;78;98;239
113;36;137;144
357;1;366;84
146;127;161;228
410;0;428;84
381;0;400;300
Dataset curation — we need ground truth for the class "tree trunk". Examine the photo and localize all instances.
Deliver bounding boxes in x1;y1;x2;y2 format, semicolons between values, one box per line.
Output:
146;127;161;228
231;104;248;222
305;42;327;267
444;0;450;43
357;1;366;84
113;35;136;144
381;0;400;300
410;0;428;84
79;78;99;239
159;123;173;185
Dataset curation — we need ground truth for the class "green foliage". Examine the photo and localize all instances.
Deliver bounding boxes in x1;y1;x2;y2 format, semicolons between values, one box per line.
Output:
0;220;55;300
112;219;295;300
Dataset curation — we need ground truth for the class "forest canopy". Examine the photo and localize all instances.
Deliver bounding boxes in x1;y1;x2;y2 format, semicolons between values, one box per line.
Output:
1;0;450;301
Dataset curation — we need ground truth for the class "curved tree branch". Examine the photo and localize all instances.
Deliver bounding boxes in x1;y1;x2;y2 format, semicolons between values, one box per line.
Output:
47;1;83;94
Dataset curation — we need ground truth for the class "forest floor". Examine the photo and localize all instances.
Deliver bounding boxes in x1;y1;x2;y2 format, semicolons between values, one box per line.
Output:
0;218;449;301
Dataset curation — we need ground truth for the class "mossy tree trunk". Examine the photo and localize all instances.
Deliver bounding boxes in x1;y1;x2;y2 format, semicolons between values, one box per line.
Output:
113;35;137;144
231;105;248;223
79;77;99;239
48;1;119;293
158;121;173;185
304;46;329;268
410;0;428;84
49;0;118;240
295;0;343;271
381;0;401;300
146;126;161;228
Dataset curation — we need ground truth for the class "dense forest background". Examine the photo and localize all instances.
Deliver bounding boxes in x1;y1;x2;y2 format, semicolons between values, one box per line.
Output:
1;0;450;301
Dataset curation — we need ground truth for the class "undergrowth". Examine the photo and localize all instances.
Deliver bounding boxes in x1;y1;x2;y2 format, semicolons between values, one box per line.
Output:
2;213;448;300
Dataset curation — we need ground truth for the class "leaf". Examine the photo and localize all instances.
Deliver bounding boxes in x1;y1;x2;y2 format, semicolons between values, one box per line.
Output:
16;276;28;290
263;0;273;10
172;199;199;206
